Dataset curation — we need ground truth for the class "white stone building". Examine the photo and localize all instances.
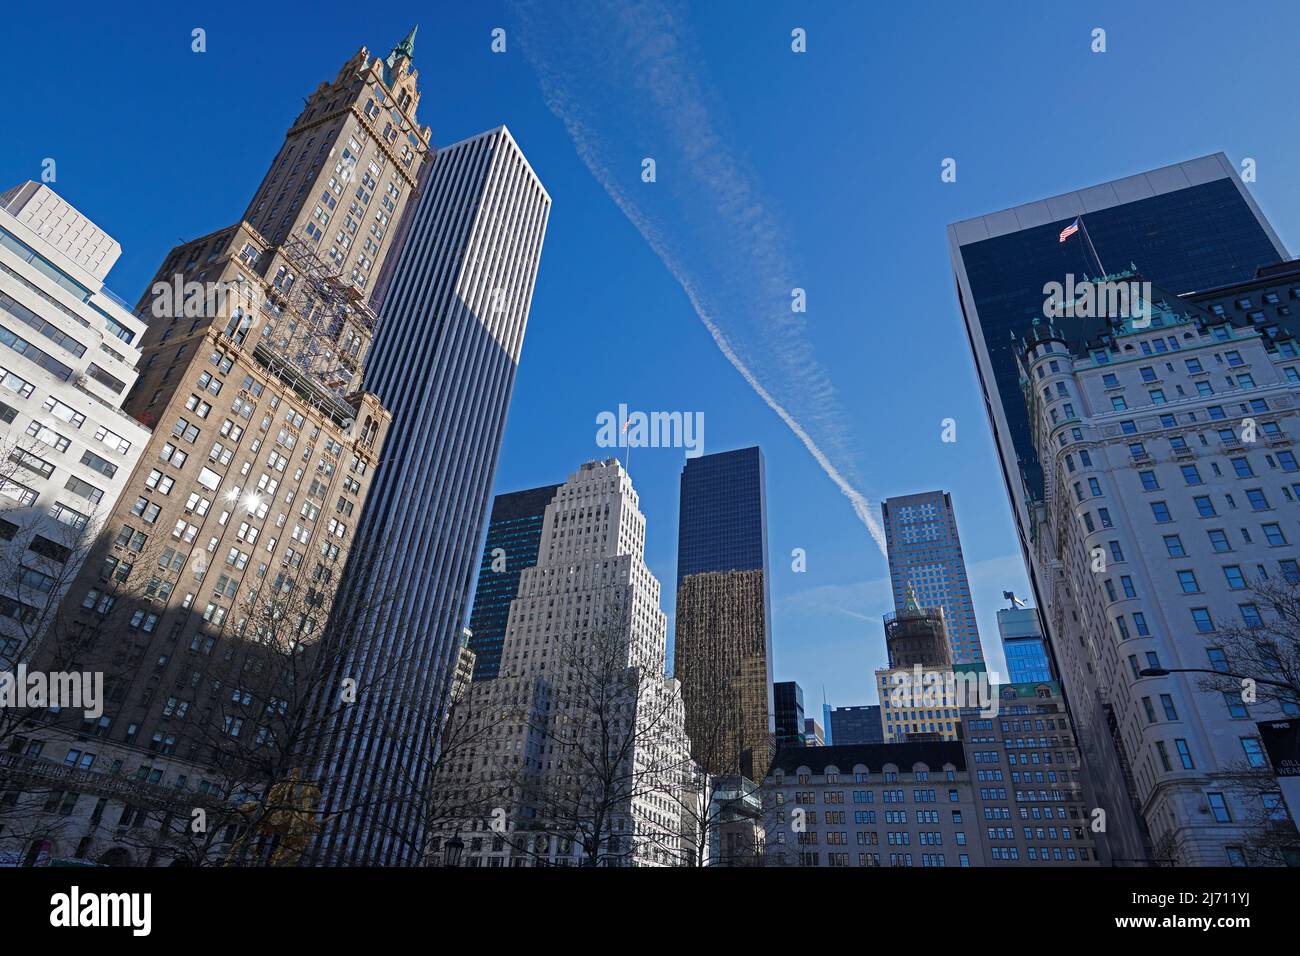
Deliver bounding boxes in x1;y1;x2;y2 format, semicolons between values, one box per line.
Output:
435;459;692;866
0;182;149;665
1018;277;1300;864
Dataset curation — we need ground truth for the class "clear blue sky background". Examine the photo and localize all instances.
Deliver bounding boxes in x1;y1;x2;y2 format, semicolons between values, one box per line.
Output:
4;0;1297;711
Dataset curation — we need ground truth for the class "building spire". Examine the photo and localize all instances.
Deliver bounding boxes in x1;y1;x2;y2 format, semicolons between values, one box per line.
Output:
389;25;417;64
903;582;921;613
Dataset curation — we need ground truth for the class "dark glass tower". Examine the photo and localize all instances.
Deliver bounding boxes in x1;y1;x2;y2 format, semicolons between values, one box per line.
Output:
773;681;805;750
676;446;769;582
465;484;560;681
948;155;1287;531
674;447;775;779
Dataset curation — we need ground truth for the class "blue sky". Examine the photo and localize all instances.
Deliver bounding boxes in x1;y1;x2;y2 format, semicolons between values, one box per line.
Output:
4;0;1297;711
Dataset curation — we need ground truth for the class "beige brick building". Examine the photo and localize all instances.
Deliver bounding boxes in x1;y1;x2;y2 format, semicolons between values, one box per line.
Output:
0;31;430;867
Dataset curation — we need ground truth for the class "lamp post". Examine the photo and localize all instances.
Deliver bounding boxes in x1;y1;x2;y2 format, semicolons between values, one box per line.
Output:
443;834;464;868
1138;665;1298;696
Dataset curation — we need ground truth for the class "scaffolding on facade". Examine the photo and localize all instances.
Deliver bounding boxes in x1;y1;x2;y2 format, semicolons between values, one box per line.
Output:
256;234;374;414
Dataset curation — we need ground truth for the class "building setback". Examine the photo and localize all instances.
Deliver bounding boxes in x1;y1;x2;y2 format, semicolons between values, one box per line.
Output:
309;125;550;866
430;459;691;867
465;483;560;681
674;447;775;780
0;183;149;667
3;33;426;867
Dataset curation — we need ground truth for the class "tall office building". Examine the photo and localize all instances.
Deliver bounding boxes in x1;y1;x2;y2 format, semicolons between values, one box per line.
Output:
949;155;1295;865
882;491;983;663
309;125;551;866
465;483;560;681
3;35;426;867
998;606;1052;684
674;447;775;780
429;459;691;867
827;705;884;745
1016;275;1300;865
773;681;805;750
0;183;149;665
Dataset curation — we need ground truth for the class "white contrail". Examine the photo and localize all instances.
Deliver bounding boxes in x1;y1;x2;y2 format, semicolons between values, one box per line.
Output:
510;0;888;556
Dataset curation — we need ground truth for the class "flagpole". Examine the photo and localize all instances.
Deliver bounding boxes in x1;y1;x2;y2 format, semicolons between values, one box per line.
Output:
1079;215;1107;278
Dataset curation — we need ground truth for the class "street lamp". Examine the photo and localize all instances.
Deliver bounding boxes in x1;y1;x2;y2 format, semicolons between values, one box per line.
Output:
1138;666;1298;695
443;834;464;867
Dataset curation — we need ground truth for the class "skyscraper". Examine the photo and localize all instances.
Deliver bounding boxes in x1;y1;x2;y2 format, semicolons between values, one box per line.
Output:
3;34;424;868
997;606;1052;684
674;447;775;780
430;459;691;867
946;154;1287;619
465;483;560;681
773;681;805;750
949;155;1295;865
310;125;551;866
881;491;983;663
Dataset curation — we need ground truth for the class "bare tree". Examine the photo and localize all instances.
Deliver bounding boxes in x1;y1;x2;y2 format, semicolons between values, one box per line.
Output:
373;663;521;866
1189;575;1300;865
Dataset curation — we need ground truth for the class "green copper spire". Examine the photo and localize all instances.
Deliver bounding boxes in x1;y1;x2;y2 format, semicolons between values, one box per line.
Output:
903;583;921;613
390;25;417;64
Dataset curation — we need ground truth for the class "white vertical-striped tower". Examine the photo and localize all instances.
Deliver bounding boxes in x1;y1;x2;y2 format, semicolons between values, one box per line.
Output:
310;126;550;865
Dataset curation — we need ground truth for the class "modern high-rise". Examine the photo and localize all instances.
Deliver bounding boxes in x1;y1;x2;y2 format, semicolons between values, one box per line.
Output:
828;705;884;745
2;34;426;867
881;491;983;663
0;183;149;665
309;124;551;866
675;446;775;781
998;606;1052;684
949;155;1296;865
774;681;805;750
947;154;1287;568
429;459;691;867
465;483;560;681
1016;274;1300;865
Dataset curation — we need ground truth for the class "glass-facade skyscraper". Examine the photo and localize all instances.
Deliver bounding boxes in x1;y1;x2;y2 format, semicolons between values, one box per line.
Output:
466;483;561;681
674;446;776;779
676;446;769;582
947;154;1287;592
881;490;983;663
997;607;1052;684
774;681;805;750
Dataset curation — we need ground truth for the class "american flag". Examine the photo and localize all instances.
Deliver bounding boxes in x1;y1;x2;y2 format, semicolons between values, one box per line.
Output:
1059;218;1080;243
